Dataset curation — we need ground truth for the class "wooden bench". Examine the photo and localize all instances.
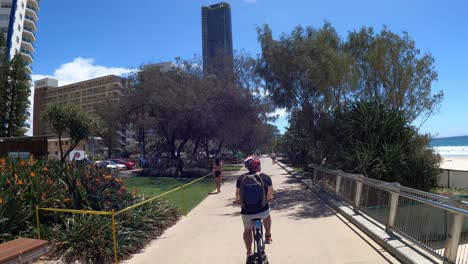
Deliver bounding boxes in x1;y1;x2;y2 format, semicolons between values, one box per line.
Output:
0;238;49;264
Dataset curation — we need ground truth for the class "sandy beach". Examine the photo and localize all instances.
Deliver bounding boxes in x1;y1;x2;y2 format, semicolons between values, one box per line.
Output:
440;157;468;171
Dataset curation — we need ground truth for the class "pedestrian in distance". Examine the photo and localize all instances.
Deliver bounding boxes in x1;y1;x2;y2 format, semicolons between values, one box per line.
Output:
213;157;223;193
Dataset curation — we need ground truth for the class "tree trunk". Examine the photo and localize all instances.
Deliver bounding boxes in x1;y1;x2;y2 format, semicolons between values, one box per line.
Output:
63;140;80;162
192;136;201;156
175;138;189;176
215;138;224;157
58;132;64;162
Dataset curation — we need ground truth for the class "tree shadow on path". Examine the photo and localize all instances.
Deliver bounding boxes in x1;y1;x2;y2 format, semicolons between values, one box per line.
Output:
272;176;335;220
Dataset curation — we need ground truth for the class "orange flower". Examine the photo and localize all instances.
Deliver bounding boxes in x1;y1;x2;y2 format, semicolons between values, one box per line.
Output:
47;179;53;185
28;156;36;165
0;157;5;164
76;181;82;187
42;167;49;172
16;179;23;185
64;198;71;203
20;160;26;166
115;178;122;183
41;192;47;199
6;179;10;185
0;197;3;204
104;175;112;180
30;172;36;177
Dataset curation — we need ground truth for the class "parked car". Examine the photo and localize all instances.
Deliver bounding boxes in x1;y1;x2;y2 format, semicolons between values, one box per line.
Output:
95;161;109;169
111;159;135;170
106;160;127;171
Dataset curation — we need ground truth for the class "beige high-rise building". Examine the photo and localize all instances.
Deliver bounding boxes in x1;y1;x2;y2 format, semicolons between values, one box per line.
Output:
33;75;128;158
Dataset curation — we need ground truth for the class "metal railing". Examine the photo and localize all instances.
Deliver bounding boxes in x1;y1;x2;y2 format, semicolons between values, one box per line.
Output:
308;164;468;264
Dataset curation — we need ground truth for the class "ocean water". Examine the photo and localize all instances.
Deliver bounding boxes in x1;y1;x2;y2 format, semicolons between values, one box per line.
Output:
431;135;468;157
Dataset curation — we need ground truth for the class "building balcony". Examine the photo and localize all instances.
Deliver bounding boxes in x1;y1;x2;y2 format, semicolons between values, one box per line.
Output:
25;6;38;21
24;16;37;31
22;39;35;51
23;26;36;41
25;65;33;74
27;0;40;11
20;48;34;63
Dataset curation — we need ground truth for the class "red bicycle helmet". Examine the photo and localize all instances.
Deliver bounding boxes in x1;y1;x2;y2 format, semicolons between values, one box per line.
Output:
244;155;261;172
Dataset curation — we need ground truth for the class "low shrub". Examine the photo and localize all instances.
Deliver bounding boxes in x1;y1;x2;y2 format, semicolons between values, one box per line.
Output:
183;168;210;178
44;200;179;263
139;167;210;178
0;157;180;263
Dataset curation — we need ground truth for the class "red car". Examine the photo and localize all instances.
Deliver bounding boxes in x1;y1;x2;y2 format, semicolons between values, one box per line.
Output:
112;159;135;170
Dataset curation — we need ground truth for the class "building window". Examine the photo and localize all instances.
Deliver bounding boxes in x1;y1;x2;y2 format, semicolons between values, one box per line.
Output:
0;15;8;21
16;36;19;43
20;13;22;20
1;3;12;8
17;24;21;31
21;2;24;9
55;151;58;155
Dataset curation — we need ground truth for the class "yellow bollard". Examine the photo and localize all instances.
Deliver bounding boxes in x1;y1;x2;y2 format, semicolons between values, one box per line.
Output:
112;212;118;264
182;186;187;216
35;206;41;240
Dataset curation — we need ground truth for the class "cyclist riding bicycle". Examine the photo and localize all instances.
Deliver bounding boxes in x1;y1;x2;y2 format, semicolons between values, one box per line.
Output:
236;155;273;263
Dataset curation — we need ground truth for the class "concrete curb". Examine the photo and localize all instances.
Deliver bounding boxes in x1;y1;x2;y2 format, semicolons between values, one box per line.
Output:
275;161;440;264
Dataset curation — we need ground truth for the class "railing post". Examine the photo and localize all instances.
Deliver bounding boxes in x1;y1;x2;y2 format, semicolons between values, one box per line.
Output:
444;212;464;264
35;206;41;240
112;211;118;264
335;174;342;194
386;183;400;233
354;176;363;212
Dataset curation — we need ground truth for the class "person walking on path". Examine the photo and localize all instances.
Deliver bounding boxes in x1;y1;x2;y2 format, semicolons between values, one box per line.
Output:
213;157;223;193
236;155;273;263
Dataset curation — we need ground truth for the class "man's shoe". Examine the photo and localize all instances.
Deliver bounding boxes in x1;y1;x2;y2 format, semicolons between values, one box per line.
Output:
265;233;273;244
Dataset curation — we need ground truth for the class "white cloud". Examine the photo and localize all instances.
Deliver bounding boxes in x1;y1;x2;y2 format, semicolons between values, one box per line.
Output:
26;58;135;136
274;108;287;118
267;108;288;119
31;57;135;85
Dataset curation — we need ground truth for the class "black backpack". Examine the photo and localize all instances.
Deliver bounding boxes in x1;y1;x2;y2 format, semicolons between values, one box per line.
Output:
239;173;267;211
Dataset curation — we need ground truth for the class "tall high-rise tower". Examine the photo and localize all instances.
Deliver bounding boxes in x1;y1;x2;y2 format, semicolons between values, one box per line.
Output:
1;0;40;133
1;0;40;74
201;2;233;76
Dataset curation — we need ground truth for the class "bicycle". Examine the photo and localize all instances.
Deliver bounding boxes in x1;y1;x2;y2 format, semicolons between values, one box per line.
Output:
250;218;269;264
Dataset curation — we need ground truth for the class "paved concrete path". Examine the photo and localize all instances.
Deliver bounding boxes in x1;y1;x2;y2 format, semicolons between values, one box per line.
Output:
125;158;399;264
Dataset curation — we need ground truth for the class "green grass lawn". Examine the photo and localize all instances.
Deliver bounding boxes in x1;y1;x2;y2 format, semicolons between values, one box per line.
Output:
122;176;216;214
223;165;243;171
292;167;305;173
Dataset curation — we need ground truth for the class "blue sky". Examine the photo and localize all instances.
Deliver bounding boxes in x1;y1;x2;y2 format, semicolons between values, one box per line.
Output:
32;0;468;138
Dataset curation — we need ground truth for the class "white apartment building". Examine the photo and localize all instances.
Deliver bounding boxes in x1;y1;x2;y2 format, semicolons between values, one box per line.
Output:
0;0;39;74
0;0;39;132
